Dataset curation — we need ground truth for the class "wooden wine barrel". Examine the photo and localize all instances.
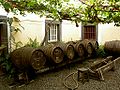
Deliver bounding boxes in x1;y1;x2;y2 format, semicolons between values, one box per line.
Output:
39;44;64;64
74;40;85;57
90;40;99;56
55;42;75;60
90;40;99;51
104;40;120;55
81;39;94;57
65;43;75;60
10;47;46;70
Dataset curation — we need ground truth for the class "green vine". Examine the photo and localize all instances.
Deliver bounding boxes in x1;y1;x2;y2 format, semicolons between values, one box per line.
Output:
7;17;23;51
96;45;107;58
1;0;120;26
0;54;15;78
0;17;24;79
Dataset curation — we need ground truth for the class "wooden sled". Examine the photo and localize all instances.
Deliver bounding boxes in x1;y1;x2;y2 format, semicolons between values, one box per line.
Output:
88;56;120;81
77;56;113;82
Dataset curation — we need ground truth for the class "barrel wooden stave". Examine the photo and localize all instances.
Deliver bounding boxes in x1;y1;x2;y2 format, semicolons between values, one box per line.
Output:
65;44;75;60
39;44;64;64
55;42;75;60
81;39;94;57
104;41;112;54
11;47;25;69
104;40;120;55
31;49;46;70
74;40;85;57
11;47;46;70
89;40;99;56
90;40;99;51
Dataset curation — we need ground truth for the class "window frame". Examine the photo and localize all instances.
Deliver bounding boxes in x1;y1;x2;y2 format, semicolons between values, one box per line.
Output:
81;23;98;41
48;23;59;42
45;20;62;44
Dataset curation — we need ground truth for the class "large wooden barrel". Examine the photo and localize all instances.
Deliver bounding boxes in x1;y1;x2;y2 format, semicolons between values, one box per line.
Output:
10;47;46;70
104;40;120;55
55;42;75;60
81;39;94;57
39;44;64;64
74;40;85;57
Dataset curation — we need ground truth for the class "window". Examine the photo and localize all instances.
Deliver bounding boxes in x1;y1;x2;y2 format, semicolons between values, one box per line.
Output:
48;24;59;42
45;20;61;44
82;24;98;40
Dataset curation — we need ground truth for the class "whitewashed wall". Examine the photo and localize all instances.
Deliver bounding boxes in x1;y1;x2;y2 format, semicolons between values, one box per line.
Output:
11;18;45;46
98;23;120;45
12;18;120;46
62;20;81;42
61;22;120;45
9;16;120;49
12;18;82;46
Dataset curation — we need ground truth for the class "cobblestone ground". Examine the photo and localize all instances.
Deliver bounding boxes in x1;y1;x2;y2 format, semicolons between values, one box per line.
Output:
0;57;120;90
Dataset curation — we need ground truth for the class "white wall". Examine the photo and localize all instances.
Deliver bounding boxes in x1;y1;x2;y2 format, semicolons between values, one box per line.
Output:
9;16;120;48
12;18;45;46
11;19;120;50
98;23;120;45
62;20;81;42
0;7;7;16
12;19;82;46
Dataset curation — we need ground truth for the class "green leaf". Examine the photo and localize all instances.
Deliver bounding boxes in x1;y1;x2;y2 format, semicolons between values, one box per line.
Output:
3;2;11;10
63;0;70;2
25;37;39;48
1;0;120;26
6;64;10;71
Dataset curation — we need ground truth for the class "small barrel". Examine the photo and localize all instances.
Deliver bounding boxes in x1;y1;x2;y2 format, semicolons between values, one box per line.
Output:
90;40;99;51
104;40;120;55
55;42;75;60
65;43;75;60
74;40;85;57
81;39;94;57
38;44;64;64
10;47;46;70
90;40;99;56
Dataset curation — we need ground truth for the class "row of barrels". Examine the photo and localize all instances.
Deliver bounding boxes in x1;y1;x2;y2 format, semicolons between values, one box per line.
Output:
10;39;99;71
104;40;120;55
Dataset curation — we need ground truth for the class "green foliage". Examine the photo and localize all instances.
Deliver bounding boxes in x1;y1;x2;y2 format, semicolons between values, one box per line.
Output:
25;38;39;48
7;17;24;51
0;54;15;78
8;17;24;33
63;0;69;2
1;0;119;26
96;45;107;58
11;41;23;50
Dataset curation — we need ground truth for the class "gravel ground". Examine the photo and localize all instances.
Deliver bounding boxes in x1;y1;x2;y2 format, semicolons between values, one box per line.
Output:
0;57;120;90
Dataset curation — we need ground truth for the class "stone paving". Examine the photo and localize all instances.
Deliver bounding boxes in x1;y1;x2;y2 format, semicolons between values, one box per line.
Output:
0;58;120;90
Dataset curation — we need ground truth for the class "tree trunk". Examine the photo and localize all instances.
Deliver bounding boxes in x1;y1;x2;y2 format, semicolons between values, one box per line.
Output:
40;24;50;46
